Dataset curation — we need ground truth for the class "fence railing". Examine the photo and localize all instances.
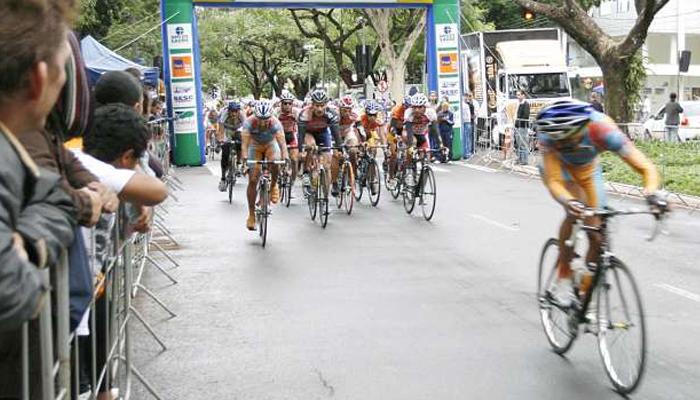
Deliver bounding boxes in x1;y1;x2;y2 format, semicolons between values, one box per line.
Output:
468;116;700;212
15;118;182;400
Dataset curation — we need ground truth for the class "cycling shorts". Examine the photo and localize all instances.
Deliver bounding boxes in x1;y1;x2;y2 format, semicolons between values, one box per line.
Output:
248;140;281;161
538;160;607;208
306;128;332;152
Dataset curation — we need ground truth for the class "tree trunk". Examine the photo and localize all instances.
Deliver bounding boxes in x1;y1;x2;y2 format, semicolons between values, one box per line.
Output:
600;59;632;124
386;63;406;101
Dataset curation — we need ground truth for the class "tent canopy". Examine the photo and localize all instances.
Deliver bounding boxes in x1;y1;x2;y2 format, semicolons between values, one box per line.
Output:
80;35;159;87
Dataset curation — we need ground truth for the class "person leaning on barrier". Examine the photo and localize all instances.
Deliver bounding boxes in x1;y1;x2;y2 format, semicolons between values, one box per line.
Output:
0;1;80;398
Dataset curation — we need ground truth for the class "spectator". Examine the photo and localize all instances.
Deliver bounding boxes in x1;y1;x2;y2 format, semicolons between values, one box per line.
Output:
428;91;439;108
461;93;475;159
664;92;683;142
0;0;78;398
437;102;454;162
642;95;652;121
590;92;604;113
514;90;531;165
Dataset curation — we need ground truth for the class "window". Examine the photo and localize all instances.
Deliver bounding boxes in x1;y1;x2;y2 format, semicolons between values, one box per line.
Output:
507;73;570;99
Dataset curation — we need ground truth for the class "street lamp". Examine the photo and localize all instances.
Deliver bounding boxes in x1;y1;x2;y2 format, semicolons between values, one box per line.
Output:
303;44;315;92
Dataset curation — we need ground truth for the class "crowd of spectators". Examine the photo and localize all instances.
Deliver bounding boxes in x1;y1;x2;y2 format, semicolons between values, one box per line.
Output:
0;1;168;399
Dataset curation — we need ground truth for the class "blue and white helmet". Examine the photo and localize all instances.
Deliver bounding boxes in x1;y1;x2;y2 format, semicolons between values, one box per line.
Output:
534;100;593;142
254;100;273;119
310;89;329;104
364;100;382;115
410;93;428;107
403;95;412;106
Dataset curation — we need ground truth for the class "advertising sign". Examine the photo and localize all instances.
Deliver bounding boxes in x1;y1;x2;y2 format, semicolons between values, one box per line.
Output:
439;52;458;74
171;81;197;109
171;55;194;79
173;109;198;134
436;23;458;49
167;24;193;50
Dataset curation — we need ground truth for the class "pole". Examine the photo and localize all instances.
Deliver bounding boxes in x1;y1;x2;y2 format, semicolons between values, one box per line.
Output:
322;18;327;90
308;51;312;92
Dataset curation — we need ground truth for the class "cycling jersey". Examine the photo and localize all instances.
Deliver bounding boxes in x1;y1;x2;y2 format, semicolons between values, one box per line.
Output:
219;109;246;139
538;111;659;206
404;107;437;149
242;116;283;144
339;110;360;137
275;107;300;148
298;106;341;149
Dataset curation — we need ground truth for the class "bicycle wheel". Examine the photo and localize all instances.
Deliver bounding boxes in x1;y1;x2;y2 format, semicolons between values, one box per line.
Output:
342;162;354;215
227;166;234;204
368;159;381;207
308;173;318;221
597;258;646;394
258;183;269;247
319;168;329;228
538;238;577;354
420;166;437;221
354;162;364;202
284;171;292;208
335;165;344;209
402;166;416;214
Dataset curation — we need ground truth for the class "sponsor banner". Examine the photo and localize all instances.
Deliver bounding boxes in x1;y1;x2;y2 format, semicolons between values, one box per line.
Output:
173;108;198;134
436;23;458;49
170;54;194;79
171;81;197;109
438;52;458;74
167;24;193;50
194;0;432;3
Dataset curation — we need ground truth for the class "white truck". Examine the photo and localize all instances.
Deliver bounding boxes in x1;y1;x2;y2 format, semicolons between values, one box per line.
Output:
460;28;572;144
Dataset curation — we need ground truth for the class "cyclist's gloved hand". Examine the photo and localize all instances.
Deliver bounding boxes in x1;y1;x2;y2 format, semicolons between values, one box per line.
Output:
566;199;586;218
645;192;669;216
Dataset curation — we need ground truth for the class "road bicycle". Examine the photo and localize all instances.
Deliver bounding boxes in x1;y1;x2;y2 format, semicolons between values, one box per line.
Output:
354;143;384;207
223;139;241;204
248;159;286;248
402;147;439;221
538;207;666;394
278;150;294;208
386;141;407;200
303;145;331;228
333;145;355;215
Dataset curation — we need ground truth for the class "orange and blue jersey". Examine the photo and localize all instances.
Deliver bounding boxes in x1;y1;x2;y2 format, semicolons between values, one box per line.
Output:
538;111;659;207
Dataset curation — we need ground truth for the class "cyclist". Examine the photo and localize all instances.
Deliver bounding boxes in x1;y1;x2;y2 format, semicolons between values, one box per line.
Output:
359;100;388;147
404;93;443;159
298;89;342;195
217;101;246;191
534;100;665;307
241;100;289;230
386;96;411;190
275;91;302;184
332;95;362;196
205;108;219;153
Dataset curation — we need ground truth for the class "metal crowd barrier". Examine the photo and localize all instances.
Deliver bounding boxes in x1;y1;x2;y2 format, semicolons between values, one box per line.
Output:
468;116;700;213
17;118;183;400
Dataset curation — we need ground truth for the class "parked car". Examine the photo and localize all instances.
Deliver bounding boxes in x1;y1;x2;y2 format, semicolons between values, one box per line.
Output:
643;100;700;141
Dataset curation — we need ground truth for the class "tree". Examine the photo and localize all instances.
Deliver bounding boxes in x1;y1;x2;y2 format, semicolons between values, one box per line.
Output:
289;9;380;89
363;9;427;100
513;0;670;123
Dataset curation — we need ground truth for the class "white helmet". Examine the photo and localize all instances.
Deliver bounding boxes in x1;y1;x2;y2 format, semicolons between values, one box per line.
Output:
410;93;428;107
254;100;273;119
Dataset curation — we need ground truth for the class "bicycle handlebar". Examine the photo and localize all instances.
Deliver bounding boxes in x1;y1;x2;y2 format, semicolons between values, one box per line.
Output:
578;207;668;242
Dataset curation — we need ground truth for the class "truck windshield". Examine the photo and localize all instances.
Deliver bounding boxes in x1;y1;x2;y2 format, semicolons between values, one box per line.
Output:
508;73;570;99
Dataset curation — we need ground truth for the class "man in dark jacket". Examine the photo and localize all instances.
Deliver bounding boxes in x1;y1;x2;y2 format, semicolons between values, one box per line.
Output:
0;1;78;398
514;90;531;165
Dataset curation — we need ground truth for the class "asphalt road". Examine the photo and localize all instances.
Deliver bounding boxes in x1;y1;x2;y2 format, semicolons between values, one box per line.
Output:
132;159;700;400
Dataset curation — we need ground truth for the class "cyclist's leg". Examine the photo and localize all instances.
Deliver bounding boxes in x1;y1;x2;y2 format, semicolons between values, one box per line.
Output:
289;147;299;182
220;141;231;180
346;134;359;177
320;129;333;192
265;141;282;203
304;133;317;174
568;162;605;265
246;143;263;225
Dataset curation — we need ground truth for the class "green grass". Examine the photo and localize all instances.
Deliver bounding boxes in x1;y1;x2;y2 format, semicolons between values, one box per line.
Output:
600;140;700;197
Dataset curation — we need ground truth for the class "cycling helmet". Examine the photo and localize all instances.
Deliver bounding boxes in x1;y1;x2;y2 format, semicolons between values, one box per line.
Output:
254;100;273;119
310;89;329;104
339;95;355;109
410;93;428;107
365;100;382;115
534;100;593;142
227;101;241;111
280;91;296;102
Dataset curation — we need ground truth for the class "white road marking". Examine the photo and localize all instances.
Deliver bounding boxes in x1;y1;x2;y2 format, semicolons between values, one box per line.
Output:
469;214;520;232
655;283;700;303
431;166;450;173
458;163;497;173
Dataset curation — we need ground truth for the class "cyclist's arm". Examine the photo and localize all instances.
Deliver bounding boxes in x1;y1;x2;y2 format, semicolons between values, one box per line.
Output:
275;128;288;160
541;151;575;205
618;145;660;195
240;129;251;162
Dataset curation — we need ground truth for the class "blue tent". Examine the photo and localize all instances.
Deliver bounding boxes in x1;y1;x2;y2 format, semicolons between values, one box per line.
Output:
80;35;159;87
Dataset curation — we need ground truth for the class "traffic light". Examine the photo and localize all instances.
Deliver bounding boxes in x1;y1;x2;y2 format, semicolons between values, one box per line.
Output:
522;8;535;21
